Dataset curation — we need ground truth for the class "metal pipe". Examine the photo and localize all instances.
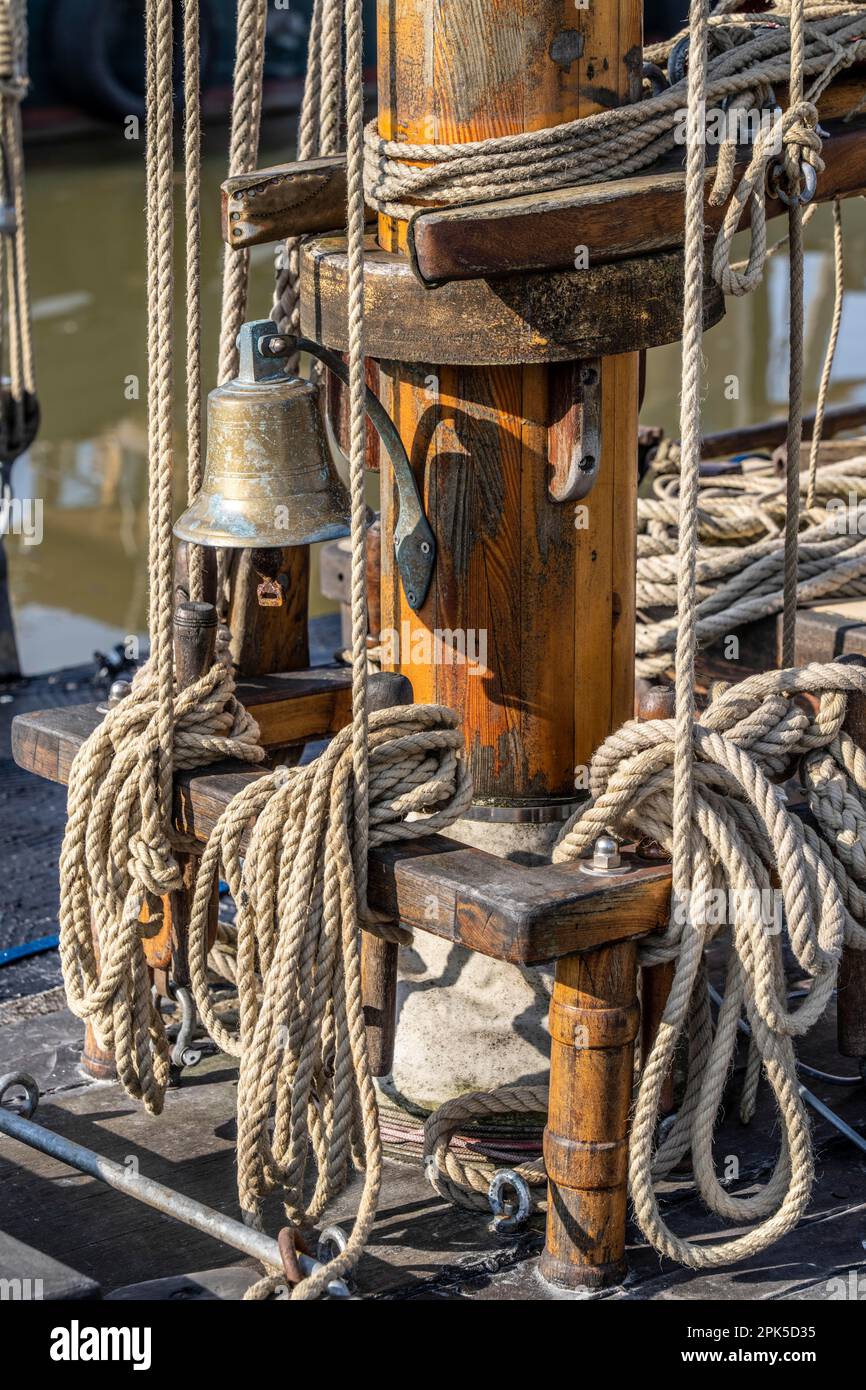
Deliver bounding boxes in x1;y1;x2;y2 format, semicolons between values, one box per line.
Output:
0;1073;350;1298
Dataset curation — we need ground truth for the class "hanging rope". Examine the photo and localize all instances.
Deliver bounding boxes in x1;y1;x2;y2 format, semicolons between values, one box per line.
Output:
58;0;264;1116
218;0;268;385
186;706;471;1298
182;0;470;1298
0;0;36;493
272;0;343;349
416;0;866;1262
536;0;866;1267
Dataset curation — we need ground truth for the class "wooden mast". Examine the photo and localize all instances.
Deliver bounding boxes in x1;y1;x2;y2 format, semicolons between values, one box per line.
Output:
375;0;642;1287
377;0;640;803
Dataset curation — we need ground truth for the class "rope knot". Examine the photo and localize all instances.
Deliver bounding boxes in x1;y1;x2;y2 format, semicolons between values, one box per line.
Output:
769;101;824;204
128;833;182;897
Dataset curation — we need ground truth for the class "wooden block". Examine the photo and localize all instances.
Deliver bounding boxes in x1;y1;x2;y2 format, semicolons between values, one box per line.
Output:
221;156;365;248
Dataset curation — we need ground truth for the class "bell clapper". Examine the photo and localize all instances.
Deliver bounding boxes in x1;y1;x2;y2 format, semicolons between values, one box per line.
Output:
251;548;286;608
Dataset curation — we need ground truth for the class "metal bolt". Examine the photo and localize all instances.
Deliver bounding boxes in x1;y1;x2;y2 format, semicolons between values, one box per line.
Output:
420;541;431;554
406;591;416;606
593;835;621;871
264;335;291;358
580;833;631;877
109;678;132;704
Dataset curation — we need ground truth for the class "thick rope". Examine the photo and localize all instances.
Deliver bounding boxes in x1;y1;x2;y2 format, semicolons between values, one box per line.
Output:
218;0;268;385
57;0;264;1116
183;0;204;603
423;1086;547;1211
806;200;845;508
272;0;343;347
361;4;864;303
170;1;471;1298
186;707;472;1297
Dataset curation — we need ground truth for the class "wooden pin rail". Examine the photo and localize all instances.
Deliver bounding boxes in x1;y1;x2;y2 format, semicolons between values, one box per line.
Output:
221;104;866;287
10;699;672;966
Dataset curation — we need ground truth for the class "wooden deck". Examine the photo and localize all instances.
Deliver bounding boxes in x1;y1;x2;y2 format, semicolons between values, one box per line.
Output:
1;969;864;1302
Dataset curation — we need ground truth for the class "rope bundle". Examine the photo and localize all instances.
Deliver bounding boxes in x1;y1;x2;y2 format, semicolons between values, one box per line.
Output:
362;4;866;298
423;1086;547;1211
637;452;866;677
551;662;866;1264
59;651;263;1113
184;705;471;1298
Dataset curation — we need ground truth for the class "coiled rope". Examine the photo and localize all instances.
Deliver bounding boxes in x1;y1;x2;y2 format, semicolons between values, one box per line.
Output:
636;452;866;678
362;3;866;302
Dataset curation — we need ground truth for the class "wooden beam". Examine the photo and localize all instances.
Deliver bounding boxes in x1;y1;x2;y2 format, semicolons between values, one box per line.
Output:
10;704;671;967
409;114;866;286
10;668;411;784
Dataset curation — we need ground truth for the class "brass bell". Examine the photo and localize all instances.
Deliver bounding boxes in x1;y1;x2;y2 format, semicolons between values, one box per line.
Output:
174;320;351;550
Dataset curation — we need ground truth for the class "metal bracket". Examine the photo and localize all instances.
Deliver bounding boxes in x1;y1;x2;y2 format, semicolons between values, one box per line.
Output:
294;335;436;610
548;359;602;503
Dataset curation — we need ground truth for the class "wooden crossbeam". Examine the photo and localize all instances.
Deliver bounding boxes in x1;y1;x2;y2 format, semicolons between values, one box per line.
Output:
11;667;410;782
409;113;866;286
11;699;671;965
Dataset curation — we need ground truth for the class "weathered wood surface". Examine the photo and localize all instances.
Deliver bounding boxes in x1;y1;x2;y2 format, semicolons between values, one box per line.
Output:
698;402;866;461
371;0;645;803
301;233;725;365
227;546;311;678
220;73;866;259
409;111;866;286
361;929;400;1075
221;155;366;249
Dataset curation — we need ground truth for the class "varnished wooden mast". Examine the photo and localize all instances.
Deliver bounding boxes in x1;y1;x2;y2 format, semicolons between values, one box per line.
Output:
374;0;643;1288
376;0;640;802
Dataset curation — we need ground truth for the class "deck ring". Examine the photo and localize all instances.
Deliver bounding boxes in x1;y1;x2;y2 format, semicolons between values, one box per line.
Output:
0;1071;39;1119
488;1169;533;1235
317;1224;349;1264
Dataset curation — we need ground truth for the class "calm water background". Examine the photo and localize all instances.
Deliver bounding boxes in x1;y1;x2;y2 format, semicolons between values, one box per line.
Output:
6;130;866;673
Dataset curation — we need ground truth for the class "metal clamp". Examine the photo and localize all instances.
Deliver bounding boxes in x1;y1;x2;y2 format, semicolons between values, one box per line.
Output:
264;332;436;611
548;359;602;503
488;1168;533;1235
